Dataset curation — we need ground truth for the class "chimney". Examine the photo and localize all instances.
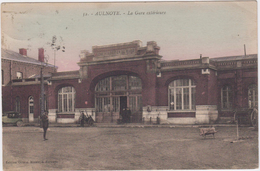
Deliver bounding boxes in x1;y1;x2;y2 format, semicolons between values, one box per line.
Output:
38;48;44;62
19;48;27;56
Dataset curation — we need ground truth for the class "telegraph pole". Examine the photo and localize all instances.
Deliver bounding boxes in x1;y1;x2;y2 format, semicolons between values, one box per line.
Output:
244;44;247;57
53;49;56;73
40;63;45;127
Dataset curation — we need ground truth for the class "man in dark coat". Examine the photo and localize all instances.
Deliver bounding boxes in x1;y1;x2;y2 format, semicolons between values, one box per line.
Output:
80;111;86;127
42;112;49;141
121;108;131;123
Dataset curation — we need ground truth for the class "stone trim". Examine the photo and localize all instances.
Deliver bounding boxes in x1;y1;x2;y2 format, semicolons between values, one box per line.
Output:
142;105;218;124
78;55;162;66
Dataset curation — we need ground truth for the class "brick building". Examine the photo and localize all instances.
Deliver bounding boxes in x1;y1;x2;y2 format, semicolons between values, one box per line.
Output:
1;41;258;124
1;48;56;122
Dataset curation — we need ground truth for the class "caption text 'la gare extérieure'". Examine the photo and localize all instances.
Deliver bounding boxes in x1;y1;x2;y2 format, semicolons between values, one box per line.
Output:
83;11;166;16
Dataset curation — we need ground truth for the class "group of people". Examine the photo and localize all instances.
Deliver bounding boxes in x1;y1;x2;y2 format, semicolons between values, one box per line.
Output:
120;107;132;123
40;108;131;140
79;111;94;127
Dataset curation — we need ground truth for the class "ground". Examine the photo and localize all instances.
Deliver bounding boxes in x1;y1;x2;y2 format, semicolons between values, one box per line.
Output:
2;126;259;170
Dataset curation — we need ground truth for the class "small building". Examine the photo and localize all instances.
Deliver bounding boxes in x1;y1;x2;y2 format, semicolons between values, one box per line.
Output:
1;48;56;122
2;40;258;124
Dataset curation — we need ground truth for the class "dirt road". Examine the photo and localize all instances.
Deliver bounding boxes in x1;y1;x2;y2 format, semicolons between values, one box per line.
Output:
2;126;258;170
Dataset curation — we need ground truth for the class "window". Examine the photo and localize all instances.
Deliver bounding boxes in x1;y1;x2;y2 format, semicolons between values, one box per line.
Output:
129;96;143;112
168;79;196;110
15;96;20;113
58;86;76;112
28;96;34;114
248;84;258;108
96;97;110;112
112;75;127;91
16;72;23;79
221;85;233;109
95;77;110;92
95;75;142;92
129;76;142;90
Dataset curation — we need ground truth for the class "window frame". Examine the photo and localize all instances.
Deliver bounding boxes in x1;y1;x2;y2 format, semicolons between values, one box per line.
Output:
168;79;196;111
248;84;258;108
58;86;76;113
28;96;34;114
15;96;20;113
221;85;233;110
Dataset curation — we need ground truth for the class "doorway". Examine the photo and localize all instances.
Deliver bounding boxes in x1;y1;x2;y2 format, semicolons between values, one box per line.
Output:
120;96;127;112
95;75;142;123
120;96;130;123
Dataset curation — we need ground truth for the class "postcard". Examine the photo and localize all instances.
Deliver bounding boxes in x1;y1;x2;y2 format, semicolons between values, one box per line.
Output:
1;1;258;170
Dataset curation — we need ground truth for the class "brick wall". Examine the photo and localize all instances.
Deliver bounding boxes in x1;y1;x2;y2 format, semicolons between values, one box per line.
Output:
1;59;56;85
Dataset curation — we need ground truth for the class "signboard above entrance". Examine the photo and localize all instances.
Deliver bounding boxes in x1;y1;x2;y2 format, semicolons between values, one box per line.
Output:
92;40;142;58
94;47;136;57
78;40;161;64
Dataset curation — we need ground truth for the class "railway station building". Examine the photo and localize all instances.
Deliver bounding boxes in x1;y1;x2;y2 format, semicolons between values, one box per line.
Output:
2;40;258;124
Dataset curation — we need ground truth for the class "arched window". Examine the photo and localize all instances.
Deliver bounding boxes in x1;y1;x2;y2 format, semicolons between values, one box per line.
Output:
221;85;233;109
168;79;196;110
15;96;20;112
248;84;258;108
28;96;34;114
58;86;76;112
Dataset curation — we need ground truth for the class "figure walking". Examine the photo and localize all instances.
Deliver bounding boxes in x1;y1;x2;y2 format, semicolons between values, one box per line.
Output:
42;112;49;141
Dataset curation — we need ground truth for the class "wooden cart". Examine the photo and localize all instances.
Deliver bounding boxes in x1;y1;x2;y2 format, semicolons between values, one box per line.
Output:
233;108;258;128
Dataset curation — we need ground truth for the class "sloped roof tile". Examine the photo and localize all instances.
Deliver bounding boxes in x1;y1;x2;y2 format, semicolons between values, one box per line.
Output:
1;48;56;68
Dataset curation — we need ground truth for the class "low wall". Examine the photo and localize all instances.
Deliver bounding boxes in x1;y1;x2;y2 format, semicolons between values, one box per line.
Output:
48;108;96;123
142;105;218;124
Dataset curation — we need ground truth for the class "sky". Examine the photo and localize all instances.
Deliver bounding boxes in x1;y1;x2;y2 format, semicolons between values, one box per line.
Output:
1;2;257;71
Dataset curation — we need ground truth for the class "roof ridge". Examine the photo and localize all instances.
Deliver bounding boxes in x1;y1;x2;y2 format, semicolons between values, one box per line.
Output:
1;48;56;67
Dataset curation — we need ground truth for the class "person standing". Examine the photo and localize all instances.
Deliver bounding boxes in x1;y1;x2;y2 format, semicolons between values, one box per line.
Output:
80;111;85;127
42;112;49;141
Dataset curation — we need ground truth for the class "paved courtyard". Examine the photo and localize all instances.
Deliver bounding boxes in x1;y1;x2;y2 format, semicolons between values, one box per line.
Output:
2;126;258;170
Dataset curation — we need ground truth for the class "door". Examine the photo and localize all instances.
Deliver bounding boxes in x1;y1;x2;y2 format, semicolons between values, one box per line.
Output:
120;96;127;113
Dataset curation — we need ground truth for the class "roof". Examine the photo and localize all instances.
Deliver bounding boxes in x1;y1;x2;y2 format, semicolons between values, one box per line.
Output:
210;54;257;62
1;48;56;68
50;70;80;80
28;74;52;78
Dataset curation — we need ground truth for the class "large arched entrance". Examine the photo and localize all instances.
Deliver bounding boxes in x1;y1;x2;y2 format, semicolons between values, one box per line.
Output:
95;75;142;123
